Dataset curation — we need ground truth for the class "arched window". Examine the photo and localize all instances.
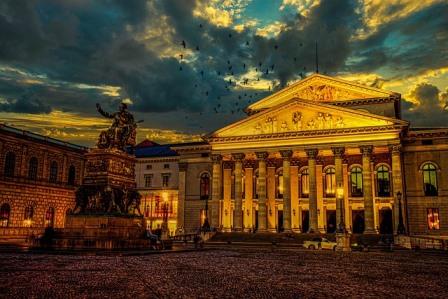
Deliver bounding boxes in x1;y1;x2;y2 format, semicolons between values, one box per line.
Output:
300;168;309;198
324;167;336;197
67;165;76;185
350;167;363;197
200;173;210;200
4;152;16;177
422;163;438;196
49;161;58;183
377;165;391;197
276;169;283;199
45;207;55;227
0;203;11;227
28;157;38;180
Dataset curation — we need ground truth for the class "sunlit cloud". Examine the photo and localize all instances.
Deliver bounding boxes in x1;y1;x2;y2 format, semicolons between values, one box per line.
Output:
280;0;321;16
255;21;287;37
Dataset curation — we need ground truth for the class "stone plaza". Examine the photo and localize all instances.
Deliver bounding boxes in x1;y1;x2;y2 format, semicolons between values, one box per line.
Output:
1;248;447;298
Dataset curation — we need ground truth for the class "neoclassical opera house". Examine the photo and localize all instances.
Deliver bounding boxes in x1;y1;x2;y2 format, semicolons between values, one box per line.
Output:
178;74;448;235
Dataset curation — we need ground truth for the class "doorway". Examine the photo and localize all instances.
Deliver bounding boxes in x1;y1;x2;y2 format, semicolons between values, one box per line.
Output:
352;210;365;234
301;210;309;233
326;210;336;233
277;210;283;232
379;208;393;234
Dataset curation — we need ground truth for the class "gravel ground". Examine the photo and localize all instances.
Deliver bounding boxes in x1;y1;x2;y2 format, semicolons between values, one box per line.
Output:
0;248;447;298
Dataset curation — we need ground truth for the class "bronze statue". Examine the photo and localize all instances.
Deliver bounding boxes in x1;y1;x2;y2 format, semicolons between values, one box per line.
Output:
96;102;142;150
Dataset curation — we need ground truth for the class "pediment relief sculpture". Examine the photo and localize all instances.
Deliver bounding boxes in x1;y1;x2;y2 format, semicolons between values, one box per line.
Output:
295;84;367;101
253;111;345;134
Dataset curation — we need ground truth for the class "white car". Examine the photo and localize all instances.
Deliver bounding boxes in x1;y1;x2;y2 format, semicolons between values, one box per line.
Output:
303;237;337;250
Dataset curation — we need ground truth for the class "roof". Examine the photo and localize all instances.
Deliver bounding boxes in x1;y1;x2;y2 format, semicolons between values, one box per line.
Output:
0;123;87;152
135;139;160;148
134;145;178;158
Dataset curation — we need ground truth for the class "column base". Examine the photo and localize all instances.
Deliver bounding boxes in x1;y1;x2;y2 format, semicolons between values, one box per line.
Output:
256;228;268;233
268;228;277;233
283;228;293;233
336;233;352;252
233;227;243;232
292;228;301;233
318;227;326;234
223;227;231;232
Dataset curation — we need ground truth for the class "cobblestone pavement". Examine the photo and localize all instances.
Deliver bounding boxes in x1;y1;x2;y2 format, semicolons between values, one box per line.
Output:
1;248;447;298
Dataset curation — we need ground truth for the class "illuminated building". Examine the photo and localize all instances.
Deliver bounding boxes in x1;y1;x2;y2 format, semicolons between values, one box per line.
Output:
0;124;86;240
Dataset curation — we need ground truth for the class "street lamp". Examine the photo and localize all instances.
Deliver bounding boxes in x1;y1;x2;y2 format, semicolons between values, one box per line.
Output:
396;191;406;235
336;184;346;233
336;183;351;252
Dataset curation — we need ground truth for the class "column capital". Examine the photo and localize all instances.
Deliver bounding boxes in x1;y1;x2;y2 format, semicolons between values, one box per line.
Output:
279;150;293;159
305;148;318;159
232;153;245;162
255;151;269;160
331;147;345;158
179;162;188;172
359;145;373;157
389;144;402;154
210;154;222;163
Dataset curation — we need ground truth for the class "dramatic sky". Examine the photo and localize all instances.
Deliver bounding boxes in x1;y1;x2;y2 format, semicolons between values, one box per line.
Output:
0;0;447;146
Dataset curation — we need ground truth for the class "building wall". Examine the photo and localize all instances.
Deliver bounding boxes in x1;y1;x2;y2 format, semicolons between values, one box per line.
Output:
0;128;85;233
403;143;448;235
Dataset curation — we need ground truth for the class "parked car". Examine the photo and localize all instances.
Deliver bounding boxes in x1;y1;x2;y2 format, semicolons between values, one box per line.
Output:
303;237;337;250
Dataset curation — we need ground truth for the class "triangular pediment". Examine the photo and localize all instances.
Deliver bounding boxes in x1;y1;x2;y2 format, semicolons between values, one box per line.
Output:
209;99;406;139
246;74;396;113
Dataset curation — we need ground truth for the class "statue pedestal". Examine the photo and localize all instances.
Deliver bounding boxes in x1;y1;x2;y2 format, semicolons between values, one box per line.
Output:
336;232;352;252
83;148;136;190
42;148;152;250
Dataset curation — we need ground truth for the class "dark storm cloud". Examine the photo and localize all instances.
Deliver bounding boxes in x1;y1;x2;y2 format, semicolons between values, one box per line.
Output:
402;83;448;127
351;2;448;75
0;0;446;135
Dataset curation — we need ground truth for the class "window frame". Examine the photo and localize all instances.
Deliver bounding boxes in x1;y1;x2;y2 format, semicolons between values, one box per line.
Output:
300;168;309;198
350;166;363;197
324;166;336;198
4;152;16;177
422;163;438;196
28;157;38;180
427;208;440;230
200;172;210;200
49;161;58;183
376;165;391;197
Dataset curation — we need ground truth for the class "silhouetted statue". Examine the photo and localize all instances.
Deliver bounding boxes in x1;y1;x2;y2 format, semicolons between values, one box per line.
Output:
96;102;141;151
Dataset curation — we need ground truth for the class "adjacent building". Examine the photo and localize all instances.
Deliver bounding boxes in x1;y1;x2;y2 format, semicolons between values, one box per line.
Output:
0;124;86;239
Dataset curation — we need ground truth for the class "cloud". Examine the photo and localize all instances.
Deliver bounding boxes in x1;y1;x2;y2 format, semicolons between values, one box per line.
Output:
403;83;448;126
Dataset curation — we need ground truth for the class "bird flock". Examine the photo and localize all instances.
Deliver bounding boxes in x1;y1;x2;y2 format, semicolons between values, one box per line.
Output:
176;23;311;126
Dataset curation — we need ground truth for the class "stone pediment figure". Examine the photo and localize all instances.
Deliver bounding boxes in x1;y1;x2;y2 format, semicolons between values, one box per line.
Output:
96;102;142;151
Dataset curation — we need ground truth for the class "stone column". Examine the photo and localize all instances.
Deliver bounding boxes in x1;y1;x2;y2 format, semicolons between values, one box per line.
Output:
280;150;293;232
360;145;377;234
62;154;68;183
290;163;300;232
244;167;254;231
232;153;245;231
223;165;232;231
177;162;188;230
267;166;276;232
256;152;268;232
390;145;405;234
332;147;345;229
210;154;222;229
306;148;319;233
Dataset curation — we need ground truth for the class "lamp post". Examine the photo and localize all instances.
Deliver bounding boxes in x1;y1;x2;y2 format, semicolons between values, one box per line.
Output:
161;192;169;240
336;183;351;251
396;191;406;235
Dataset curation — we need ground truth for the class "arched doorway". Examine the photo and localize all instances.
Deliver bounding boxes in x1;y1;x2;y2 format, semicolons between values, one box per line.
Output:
45;207;55;227
0;203;11;227
326;210;336;233
301;210;309;233
352;210;365;234
379;208;393;234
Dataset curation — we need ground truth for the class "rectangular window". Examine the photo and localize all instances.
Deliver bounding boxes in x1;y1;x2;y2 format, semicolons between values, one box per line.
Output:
427;208;440;230
164;164;170;169
144;174;153;187
162;173;170;187
146;165;152;170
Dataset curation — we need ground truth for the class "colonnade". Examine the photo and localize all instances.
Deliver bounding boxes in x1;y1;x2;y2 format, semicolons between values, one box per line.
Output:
209;144;404;234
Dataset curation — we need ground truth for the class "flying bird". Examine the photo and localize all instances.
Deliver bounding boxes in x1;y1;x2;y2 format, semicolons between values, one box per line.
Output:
179;54;183;60
181;40;186;48
246;41;249;46
274;45;278;50
196;46;200;51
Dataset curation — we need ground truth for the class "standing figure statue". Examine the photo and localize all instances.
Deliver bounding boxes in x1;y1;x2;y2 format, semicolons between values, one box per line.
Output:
96;102;142;151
